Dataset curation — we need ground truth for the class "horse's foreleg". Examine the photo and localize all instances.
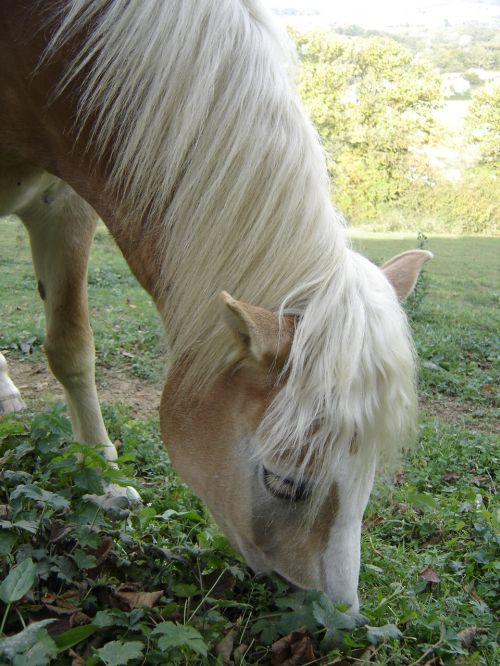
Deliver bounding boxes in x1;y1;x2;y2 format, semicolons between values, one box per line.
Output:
19;182;117;462
0;352;25;413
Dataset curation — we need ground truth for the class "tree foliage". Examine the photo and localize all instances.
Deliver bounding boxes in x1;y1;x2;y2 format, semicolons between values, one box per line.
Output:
290;29;443;221
467;84;500;166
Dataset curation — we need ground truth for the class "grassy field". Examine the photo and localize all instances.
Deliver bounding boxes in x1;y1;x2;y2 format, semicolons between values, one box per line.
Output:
0;217;498;665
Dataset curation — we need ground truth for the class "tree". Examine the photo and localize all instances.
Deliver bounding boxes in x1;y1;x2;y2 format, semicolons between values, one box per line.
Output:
290;29;442;222
467;84;500;166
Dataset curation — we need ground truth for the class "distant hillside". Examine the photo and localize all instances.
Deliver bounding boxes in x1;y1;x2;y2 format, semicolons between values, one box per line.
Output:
270;0;500;30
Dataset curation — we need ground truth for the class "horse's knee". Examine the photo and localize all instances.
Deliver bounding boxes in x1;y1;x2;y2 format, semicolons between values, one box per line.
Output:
43;326;95;388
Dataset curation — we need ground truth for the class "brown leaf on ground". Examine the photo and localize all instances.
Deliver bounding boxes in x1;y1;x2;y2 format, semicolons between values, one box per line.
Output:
443;471;460;482
458;626;488;648
114;589;163;609
42;590;82;616
394;471;406;485
463;584;483;602
271;627;315;665
69;611;91;627
423;657;445;666
419;564;441;587
0;504;12;520
69;649;85;666
364;513;385;528
49;520;74;543
87;536;113;573
233;644;248;663
215;628;235;664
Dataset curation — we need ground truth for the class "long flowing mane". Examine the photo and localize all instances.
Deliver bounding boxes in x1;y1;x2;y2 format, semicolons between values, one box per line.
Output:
45;0;417;508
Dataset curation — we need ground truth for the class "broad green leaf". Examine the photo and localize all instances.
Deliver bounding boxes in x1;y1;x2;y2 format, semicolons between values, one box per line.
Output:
275;590;322;634
0;557;36;603
251;617;282;644
153;622;208;657
96;640;144;666
72;549;97;570
312;598;357;631
366;623;403;644
0;531;16;557
12;520;39;534
407;490;439;511
10;484;70;511
171;582;199;598
12;629;58;666
0;620;55;661
53;624;98;652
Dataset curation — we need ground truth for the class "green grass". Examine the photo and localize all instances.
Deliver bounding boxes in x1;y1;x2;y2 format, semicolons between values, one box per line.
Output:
0;218;498;664
0;218;163;383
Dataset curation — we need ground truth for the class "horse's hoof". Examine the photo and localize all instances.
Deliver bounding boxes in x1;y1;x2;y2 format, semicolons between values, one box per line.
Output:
0;394;26;414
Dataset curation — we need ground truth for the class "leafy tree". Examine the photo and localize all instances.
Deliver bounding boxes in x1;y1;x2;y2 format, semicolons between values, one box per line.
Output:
467;84;500;166
290;29;442;222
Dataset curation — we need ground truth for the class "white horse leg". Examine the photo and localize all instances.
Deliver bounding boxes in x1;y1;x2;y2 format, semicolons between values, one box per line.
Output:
18;179;118;462
0;352;25;413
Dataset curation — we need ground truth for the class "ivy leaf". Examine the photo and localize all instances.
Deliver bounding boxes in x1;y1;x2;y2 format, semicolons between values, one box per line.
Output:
0;532;16;557
12;630;58;666
0;557;36;603
95;640;144;666
0;620;56;662
407;490;439;511
152;621;208;657
366;623;403;644
72;549;97;570
275;590;323;634
251;617;282;644
10;484;70;511
312;597;357;631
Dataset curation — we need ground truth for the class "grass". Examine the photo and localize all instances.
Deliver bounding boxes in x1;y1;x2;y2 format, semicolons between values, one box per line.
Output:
0;217;498;665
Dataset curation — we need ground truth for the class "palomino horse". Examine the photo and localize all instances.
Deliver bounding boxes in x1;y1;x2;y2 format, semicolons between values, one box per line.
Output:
0;0;431;609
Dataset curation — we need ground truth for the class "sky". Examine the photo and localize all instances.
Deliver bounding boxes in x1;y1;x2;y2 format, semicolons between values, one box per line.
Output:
265;0;500;29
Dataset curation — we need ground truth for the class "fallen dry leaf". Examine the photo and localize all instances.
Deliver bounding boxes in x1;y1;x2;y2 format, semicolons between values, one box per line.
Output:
271;627;315;666
114;589;163;609
458;626;488;648
365;513;385;527
91;536;113;567
215;628;235;664
69;611;91;627
419;564;441;587
233;644;248;663
443;471;460;482
69;649;85;666
423;657;445;666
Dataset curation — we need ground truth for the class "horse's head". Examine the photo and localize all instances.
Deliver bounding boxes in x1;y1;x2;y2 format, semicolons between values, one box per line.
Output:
160;250;431;609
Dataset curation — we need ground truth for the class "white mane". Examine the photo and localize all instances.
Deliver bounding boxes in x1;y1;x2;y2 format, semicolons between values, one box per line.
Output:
45;0;417;510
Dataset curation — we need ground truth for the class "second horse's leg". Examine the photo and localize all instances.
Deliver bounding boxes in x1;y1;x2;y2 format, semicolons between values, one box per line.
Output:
19;177;117;461
0;351;25;414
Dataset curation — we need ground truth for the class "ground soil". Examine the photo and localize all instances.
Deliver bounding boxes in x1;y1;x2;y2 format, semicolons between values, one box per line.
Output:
3;354;496;435
420;395;498;434
4;356;162;417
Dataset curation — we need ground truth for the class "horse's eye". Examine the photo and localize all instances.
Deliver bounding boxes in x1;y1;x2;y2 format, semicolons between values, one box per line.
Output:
262;467;310;502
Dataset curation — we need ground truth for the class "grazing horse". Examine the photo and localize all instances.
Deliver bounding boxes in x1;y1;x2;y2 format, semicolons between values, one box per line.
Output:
0;0;431;609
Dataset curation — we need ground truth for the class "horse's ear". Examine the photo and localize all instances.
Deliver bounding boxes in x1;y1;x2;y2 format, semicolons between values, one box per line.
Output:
381;250;433;302
220;292;294;368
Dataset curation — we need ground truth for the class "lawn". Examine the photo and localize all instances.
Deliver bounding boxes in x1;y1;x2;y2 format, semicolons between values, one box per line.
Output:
0;217;498;665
